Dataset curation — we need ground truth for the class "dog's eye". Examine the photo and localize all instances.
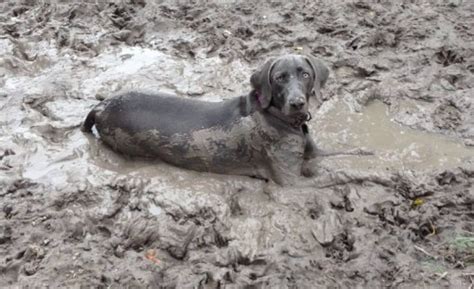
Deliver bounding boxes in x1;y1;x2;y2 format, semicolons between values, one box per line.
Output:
302;72;310;78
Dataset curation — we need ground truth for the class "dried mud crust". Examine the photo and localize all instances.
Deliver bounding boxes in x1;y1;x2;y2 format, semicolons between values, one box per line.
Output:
1;0;474;288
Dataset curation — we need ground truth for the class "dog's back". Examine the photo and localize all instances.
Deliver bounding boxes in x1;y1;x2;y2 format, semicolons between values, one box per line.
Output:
83;91;268;175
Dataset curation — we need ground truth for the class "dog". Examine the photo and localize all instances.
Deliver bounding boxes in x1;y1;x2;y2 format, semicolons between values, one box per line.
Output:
82;54;329;185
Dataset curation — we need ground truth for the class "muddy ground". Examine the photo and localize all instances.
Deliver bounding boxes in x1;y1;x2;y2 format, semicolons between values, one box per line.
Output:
1;0;473;288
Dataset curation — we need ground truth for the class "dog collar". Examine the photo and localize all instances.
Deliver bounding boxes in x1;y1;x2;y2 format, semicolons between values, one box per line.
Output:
255;91;264;106
267;106;312;129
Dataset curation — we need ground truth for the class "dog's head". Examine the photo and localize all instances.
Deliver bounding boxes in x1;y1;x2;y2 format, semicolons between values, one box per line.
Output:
250;54;329;118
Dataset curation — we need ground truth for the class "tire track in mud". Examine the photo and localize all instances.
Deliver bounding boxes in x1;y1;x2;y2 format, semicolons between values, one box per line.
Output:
1;1;474;288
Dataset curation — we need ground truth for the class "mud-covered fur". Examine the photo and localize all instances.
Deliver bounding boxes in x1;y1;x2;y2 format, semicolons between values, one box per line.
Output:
82;54;329;185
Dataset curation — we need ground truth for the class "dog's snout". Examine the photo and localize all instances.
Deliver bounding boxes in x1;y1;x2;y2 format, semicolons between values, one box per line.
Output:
289;97;306;110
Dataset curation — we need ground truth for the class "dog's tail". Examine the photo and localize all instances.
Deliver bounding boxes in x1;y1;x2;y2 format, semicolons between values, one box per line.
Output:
81;108;97;133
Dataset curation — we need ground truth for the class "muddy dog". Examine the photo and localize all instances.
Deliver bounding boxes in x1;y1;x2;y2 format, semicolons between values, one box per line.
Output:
82;54;335;185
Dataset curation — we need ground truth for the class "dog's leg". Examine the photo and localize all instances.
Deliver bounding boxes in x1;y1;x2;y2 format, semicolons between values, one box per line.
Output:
303;134;318;160
302;124;320;160
301;146;374;178
316;147;374;157
267;135;307;186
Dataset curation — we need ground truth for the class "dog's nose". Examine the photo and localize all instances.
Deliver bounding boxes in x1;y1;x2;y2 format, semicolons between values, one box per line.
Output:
289;98;305;110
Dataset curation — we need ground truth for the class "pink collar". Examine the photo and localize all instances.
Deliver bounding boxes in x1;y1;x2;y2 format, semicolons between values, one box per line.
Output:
255;91;264;106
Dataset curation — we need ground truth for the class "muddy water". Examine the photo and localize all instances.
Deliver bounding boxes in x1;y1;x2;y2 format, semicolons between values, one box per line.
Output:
1;1;474;288
314;99;474;171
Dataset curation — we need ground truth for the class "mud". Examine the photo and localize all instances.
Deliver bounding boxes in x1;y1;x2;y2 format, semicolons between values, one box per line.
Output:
1;0;473;288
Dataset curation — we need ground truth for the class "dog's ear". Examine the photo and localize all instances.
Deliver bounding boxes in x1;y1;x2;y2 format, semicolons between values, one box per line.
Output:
250;57;276;109
304;55;329;98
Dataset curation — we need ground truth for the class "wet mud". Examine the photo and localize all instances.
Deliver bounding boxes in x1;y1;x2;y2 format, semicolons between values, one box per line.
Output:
1;1;473;288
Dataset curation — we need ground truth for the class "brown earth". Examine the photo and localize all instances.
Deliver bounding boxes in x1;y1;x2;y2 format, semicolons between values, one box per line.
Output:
0;0;473;288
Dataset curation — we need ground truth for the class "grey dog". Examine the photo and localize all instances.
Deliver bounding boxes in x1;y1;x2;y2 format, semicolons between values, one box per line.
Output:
82;54;330;185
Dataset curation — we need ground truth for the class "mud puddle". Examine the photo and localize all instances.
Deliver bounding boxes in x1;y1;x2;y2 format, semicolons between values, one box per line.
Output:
314;99;474;171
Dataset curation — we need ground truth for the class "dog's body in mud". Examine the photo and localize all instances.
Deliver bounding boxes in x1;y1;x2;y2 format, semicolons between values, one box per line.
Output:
82;54;329;185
